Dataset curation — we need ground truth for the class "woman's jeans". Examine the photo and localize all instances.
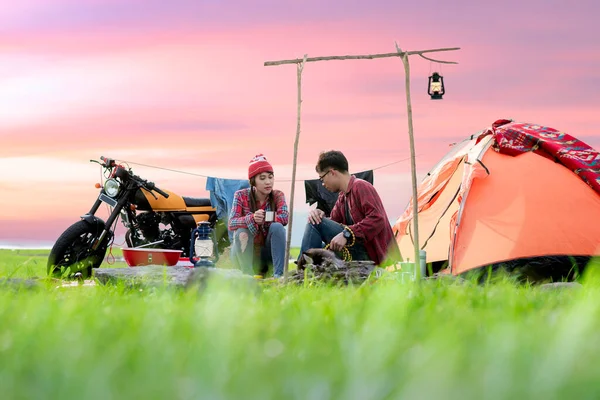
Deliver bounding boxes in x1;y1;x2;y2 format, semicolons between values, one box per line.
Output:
230;223;286;277
299;218;369;261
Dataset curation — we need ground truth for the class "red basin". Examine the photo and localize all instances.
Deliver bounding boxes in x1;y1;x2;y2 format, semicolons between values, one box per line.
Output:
122;248;183;267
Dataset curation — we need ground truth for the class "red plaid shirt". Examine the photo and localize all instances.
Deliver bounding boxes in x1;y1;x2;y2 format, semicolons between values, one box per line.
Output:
228;188;289;245
331;176;399;266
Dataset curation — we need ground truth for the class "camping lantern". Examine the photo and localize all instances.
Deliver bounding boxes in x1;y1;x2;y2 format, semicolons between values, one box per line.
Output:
428;72;445;100
189;221;219;268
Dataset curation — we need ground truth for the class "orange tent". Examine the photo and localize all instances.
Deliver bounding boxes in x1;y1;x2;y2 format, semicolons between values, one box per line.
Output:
393;119;600;279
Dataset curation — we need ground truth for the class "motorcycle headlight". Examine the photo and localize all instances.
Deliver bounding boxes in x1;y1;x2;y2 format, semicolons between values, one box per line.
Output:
104;179;120;197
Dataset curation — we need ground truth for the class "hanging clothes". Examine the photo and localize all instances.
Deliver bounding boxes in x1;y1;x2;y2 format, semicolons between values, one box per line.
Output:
206;177;250;241
304;170;374;217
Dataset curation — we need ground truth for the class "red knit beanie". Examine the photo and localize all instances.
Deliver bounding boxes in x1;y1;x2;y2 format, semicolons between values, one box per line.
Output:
248;154;274;179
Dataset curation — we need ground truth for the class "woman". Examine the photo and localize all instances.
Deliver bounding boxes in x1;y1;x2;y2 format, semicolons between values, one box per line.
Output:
228;154;289;277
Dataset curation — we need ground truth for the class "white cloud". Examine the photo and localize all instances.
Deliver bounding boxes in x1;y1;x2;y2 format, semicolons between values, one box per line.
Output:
0;156;98;183
0;45;223;130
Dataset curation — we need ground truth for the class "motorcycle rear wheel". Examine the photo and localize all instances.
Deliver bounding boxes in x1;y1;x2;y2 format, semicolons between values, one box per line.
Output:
47;220;110;279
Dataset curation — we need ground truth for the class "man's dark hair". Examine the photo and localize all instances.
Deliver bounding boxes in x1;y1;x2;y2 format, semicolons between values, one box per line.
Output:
316;150;349;173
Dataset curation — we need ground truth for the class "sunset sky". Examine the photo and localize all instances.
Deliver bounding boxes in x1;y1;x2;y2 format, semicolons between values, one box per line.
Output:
1;0;599;248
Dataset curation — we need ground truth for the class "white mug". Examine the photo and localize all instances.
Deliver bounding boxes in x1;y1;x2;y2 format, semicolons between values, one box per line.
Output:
265;211;275;222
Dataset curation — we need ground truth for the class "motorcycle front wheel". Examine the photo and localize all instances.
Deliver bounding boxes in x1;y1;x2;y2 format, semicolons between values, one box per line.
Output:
47;220;111;279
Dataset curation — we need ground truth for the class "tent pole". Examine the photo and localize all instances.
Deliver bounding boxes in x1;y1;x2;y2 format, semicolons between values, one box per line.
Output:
283;54;308;281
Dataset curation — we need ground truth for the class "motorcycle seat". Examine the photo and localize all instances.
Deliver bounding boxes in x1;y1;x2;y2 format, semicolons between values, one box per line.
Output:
183;197;213;207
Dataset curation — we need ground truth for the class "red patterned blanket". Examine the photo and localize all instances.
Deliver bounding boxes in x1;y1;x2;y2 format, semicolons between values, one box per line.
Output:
481;119;600;196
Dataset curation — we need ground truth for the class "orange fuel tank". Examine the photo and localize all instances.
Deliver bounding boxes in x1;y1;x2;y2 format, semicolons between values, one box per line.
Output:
140;188;216;223
142;188;186;210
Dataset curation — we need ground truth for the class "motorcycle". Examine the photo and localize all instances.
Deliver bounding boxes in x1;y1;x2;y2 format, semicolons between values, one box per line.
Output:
47;156;229;278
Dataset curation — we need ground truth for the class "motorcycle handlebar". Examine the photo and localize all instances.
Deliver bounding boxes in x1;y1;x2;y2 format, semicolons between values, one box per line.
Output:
144;181;170;198
100;156;116;167
153;186;170;199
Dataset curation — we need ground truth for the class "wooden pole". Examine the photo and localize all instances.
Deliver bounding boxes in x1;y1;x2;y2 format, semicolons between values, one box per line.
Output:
264;44;459;279
264;47;460;66
283;54;308;281
396;43;421;279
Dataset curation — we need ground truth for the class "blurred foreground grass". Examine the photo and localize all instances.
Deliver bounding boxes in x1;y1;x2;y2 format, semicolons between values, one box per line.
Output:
1;250;600;399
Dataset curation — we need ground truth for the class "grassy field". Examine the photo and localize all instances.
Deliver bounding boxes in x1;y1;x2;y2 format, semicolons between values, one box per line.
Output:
0;247;301;279
2;249;600;399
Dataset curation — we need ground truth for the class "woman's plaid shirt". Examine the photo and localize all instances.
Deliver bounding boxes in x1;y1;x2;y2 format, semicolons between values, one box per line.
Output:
228;187;289;244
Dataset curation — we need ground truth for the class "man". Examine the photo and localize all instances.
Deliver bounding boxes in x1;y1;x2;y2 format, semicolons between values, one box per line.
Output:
298;150;400;267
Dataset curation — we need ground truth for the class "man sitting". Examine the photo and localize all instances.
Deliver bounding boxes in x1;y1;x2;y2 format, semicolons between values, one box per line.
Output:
298;150;400;267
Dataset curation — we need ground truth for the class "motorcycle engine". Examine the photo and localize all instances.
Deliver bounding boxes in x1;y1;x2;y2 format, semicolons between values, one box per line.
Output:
137;212;162;241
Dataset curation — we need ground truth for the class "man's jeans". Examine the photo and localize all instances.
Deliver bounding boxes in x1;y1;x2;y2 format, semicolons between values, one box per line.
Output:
230;222;286;277
299;218;369;262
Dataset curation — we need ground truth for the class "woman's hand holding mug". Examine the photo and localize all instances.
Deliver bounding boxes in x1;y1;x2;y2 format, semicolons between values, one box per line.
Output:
254;209;265;225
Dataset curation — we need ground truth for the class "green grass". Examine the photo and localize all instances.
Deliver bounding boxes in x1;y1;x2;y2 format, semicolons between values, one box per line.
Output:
2;250;600;399
0;247;301;279
0;248;130;278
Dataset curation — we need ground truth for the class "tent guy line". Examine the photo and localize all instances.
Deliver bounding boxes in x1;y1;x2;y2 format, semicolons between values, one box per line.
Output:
116;155;419;182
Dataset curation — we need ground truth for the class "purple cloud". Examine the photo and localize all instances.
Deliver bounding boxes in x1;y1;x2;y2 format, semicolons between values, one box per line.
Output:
4;0;599;41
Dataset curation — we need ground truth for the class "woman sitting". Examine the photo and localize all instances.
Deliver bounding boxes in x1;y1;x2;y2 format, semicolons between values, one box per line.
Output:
228;154;289;277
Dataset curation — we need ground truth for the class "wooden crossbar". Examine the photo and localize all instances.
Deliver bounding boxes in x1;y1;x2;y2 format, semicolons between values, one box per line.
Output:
264;47;460;66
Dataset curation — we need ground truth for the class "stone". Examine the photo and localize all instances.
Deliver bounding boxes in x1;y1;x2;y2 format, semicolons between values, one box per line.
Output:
538;282;583;291
93;265;258;292
288;250;377;285
0;278;43;290
184;267;259;292
296;249;345;270
93;266;193;287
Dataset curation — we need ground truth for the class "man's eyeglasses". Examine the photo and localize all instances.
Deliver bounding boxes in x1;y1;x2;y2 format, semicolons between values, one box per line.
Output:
319;170;331;182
